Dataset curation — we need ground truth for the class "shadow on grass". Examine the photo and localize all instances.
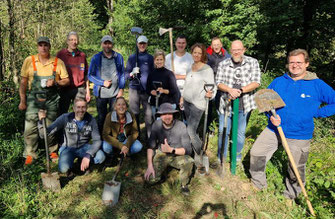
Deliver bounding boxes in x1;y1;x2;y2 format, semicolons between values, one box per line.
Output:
193;202;228;219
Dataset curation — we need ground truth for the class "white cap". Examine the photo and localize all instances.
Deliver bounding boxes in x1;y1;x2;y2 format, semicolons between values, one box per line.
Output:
137;35;148;43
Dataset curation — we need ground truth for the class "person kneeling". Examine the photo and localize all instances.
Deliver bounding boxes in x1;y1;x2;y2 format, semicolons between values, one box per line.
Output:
144;103;194;196
102;97;143;161
38;98;105;175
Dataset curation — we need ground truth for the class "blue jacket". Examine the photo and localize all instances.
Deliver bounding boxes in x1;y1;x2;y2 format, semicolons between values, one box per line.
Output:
267;72;335;140
125;51;154;91
88;51;125;97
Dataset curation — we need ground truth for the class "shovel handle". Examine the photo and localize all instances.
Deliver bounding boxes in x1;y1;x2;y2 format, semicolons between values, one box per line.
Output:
42;118;51;174
271;109;315;216
112;156;124;181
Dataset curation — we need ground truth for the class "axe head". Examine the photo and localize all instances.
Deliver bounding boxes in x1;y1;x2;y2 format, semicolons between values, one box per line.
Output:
254;89;286;113
159;27;171;36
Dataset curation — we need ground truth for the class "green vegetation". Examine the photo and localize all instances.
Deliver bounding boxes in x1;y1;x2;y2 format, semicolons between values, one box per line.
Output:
0;0;334;218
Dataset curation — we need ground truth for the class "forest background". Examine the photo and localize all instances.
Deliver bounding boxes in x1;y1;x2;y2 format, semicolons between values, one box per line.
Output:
0;0;334;218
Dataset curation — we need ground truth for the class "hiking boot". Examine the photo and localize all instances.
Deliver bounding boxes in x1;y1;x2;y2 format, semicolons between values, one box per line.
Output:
181;185;190;196
24;155;34;165
50;152;59;163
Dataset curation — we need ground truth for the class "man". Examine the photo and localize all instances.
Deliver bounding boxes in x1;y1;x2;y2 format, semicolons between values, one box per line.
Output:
206;37;231;132
216;40;261;162
249;49;335;200
144;103;194;195
88;35;125;133
125;35;154;138
165;35;193;94
19;36;70;165
38;98;105;174
56;31;90;116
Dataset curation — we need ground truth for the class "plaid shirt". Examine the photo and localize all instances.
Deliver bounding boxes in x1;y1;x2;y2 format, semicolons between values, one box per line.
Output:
215;55;261;114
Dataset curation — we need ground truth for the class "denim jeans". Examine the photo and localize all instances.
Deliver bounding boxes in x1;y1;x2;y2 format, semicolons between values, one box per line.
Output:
102;139;143;156
58;144;106;173
184;101;204;155
217;110;251;161
96;97;116;134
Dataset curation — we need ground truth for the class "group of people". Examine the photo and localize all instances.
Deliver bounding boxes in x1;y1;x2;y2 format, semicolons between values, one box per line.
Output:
19;31;335;199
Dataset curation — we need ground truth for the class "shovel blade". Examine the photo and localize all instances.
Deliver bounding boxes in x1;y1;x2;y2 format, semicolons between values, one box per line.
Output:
254;89;286;113
41;172;61;191
102;180;121;207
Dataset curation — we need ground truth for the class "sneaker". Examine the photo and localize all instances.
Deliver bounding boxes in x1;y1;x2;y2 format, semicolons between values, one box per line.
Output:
181;185;190;196
24;155;34;165
50;152;59;163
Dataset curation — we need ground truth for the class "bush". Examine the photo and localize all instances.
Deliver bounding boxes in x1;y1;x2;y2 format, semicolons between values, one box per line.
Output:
0;81;25;139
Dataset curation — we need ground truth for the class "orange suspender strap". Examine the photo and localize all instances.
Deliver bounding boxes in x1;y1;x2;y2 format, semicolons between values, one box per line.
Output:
53;57;59;81
31;55;37;71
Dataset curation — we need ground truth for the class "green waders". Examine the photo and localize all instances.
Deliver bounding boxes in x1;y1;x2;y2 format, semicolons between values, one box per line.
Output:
23;56;60;159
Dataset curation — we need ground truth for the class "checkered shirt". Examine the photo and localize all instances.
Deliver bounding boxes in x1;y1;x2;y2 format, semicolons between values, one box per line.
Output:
215;55;261;114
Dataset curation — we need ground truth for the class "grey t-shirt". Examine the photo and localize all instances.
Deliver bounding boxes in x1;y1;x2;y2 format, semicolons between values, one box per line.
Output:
149;119;192;155
100;55;119;98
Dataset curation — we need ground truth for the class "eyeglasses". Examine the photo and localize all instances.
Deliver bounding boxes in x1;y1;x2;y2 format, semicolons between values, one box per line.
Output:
231;49;243;52
289;62;305;66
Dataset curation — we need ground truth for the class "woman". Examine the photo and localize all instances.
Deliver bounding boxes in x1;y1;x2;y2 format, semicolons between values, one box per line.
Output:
102;97;142;158
146;49;180;117
180;43;217;155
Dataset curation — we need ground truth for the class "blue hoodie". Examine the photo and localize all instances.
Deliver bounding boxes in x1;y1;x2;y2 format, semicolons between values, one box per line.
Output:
88;51;125;97
267;72;335;140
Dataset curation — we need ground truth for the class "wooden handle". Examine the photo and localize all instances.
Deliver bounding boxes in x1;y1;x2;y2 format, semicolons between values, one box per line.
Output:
169;30;174;73
277;126;316;216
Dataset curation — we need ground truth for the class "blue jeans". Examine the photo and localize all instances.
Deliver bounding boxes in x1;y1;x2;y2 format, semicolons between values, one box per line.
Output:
96;97;116;134
217;110;251;161
102;139;143;156
58;144;106;173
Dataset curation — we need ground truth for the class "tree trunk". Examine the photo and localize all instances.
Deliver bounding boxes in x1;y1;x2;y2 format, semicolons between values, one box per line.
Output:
0;18;4;81
7;0;18;84
107;0;114;36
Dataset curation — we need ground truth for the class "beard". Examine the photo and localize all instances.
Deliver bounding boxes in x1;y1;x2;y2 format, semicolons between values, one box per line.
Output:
232;56;242;63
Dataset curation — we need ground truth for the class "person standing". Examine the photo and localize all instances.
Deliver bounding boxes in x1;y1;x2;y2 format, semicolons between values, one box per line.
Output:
147;50;180;116
216;40;261;162
88;35;125;134
165;35;193;94
249;49;335;200
56;31;90;115
19;36;69;165
125;35;154;139
206;37;231;132
180;43;217;155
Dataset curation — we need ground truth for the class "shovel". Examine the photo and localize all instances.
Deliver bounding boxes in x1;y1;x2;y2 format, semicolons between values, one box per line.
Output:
35;92;61;192
254;89;315;216
102;156;124;206
196;84;214;175
41;117;61;191
216;99;230;178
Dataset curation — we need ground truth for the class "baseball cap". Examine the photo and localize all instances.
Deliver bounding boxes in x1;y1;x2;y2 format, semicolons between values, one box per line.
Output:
101;35;114;43
137;35;148;43
37;36;50;44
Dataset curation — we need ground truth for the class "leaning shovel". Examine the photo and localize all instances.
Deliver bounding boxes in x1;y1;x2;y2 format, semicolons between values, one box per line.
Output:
40;117;61;191
254;89;316;216
102;156;124;206
196;84;214;175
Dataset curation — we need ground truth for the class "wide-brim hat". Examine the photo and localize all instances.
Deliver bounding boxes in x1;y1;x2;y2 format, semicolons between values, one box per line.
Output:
156;103;179;115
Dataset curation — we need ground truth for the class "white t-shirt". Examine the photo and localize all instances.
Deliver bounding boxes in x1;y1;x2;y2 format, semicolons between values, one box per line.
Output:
165;52;193;90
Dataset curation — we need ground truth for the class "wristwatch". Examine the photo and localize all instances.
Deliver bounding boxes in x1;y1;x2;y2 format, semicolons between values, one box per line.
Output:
171;149;176;154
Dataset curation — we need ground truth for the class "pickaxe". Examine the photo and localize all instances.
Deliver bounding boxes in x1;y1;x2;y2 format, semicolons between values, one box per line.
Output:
159;27;174;73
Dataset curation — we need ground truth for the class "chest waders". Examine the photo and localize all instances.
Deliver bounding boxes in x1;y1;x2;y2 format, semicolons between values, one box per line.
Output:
23;56;60;158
